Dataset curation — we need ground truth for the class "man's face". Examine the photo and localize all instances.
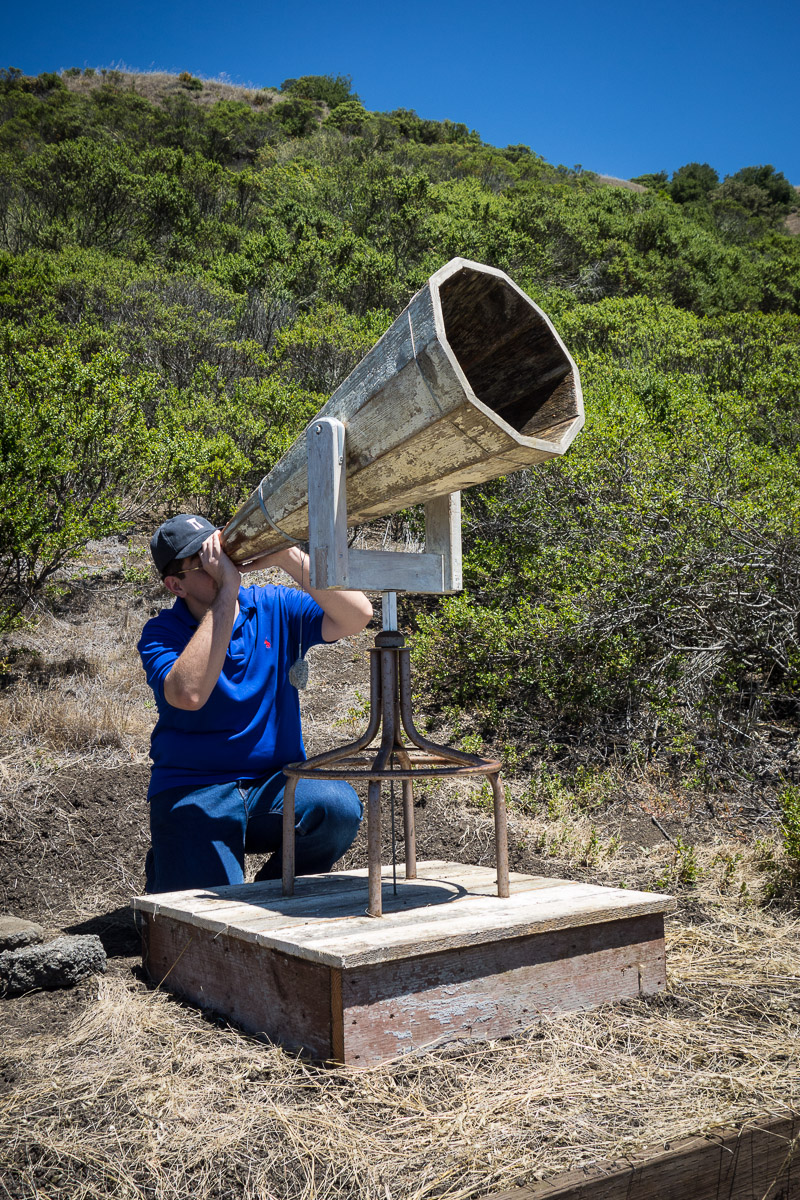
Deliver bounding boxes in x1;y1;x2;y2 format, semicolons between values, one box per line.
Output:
166;553;219;607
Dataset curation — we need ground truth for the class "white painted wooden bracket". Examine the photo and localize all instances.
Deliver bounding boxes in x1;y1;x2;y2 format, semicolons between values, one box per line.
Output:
306;417;462;594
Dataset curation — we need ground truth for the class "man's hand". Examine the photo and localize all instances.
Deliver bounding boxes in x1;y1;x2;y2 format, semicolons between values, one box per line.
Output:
199;530;242;590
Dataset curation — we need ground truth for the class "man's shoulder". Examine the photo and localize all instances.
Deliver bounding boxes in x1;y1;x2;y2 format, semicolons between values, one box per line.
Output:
138;598;194;650
239;583;297;613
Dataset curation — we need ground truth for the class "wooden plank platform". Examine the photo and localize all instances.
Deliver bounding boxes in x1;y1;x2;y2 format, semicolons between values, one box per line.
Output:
133;862;675;1066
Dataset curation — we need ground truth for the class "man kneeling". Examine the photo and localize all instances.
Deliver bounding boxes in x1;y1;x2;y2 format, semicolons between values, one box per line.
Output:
138;514;373;893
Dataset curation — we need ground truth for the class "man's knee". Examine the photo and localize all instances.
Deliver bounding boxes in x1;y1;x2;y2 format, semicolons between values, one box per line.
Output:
293;780;362;856
308;780;362;831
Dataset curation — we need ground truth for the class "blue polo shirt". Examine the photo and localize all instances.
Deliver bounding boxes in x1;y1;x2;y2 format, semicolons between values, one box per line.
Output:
137;585;327;799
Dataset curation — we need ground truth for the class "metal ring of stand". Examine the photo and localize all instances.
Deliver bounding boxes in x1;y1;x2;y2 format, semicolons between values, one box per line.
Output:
281;630;510;917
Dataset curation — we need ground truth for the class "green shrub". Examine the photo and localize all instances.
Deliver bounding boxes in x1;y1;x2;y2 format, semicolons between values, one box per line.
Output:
778;784;800;864
281;74;357;108
0;339;163;627
323;100;368;136
412;298;800;775
154;369;321;522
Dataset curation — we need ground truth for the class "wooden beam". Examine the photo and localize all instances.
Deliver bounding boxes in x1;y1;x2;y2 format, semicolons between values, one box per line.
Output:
305;415;450;592
480;1112;800;1200
307;417;348;590
424;492;462;592
345;548;444;593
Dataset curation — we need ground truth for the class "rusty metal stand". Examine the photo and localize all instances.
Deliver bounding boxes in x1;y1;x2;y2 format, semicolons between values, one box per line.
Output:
281;629;510;917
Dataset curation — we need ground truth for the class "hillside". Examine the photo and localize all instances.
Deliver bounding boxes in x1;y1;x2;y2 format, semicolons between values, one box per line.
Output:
2;64;799;785
1;64;800;1200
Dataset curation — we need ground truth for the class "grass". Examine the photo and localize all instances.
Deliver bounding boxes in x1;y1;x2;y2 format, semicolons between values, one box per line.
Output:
60;67;281;110
0;602;154;794
0;901;798;1199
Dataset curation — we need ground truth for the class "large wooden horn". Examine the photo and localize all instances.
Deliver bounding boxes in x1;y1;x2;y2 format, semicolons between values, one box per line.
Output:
223;257;584;563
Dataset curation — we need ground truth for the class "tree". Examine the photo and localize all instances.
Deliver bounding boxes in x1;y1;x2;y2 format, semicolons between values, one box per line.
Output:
727;165;795;212
670;162;719;205
0;339;161;628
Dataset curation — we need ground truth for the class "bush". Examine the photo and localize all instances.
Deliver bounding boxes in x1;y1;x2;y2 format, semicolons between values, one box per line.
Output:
177;71;203;92
154;368;321;522
281;74;357;108
411;298;800;778
269;97;319;139
323;100;368;136
0;339;162;628
670;162;719;205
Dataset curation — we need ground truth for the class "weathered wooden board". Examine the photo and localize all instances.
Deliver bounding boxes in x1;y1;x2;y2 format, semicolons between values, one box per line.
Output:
137;864;673;1065
425;492;462;592
142;916;335;1059
481;1112;800;1200
307;417;463;592
134;864;674;969
338;914;667;1065
223;258;584;564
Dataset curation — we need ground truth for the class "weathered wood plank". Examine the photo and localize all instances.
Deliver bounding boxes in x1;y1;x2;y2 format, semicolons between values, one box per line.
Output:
345;548;444;592
306;417;348;590
424;492;462;592
132;863;564;916
138;863;674;1065
339;914;667;1065
306;415;453;592
480;1112;800;1200
266;884;674;968
134;865;674;969
142;907;667;1067
133;872;566;954
141;916;334;1059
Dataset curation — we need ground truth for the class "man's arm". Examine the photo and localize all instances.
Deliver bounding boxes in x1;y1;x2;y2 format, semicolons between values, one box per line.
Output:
163;533;242;711
240;546;373;641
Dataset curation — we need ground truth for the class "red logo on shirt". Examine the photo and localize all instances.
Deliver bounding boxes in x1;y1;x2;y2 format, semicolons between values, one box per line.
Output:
264;639;271;649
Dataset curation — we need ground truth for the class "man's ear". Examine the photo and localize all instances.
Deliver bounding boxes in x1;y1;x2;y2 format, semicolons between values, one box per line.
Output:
163;575;184;598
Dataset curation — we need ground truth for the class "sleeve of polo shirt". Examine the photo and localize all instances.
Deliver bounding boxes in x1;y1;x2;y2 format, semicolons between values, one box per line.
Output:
281;587;328;653
137;620;185;705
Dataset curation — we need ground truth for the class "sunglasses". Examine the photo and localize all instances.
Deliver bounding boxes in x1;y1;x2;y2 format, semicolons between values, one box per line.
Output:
169;556;208;578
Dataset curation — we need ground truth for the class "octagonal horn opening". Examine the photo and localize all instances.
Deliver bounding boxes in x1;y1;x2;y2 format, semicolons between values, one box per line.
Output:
438;265;582;445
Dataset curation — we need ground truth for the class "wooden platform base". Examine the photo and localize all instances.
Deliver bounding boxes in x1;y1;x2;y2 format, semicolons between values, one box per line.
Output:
133;862;675;1066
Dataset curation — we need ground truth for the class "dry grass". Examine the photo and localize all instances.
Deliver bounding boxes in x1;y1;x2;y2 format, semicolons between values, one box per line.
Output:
2;567;798;1197
0;613;153;792
0;903;798;1199
61;68;280;110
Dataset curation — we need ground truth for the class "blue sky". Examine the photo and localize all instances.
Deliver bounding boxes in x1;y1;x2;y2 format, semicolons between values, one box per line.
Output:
5;0;799;184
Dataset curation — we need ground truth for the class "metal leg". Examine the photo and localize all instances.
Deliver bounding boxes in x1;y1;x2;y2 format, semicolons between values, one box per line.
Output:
282;775;298;896
401;778;417;879
367;780;383;917
490;772;510;898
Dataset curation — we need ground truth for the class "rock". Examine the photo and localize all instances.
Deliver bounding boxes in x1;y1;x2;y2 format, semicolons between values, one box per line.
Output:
0;915;45;952
0;935;106;997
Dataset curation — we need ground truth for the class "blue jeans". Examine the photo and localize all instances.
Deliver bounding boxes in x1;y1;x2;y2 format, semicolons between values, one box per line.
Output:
145;772;362;893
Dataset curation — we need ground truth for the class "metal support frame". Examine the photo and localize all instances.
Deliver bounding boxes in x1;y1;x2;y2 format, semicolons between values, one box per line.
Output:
281;630;510;917
281;416;509;918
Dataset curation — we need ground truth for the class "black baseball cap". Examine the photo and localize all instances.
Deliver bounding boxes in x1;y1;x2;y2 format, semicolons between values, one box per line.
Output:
150;514;219;575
